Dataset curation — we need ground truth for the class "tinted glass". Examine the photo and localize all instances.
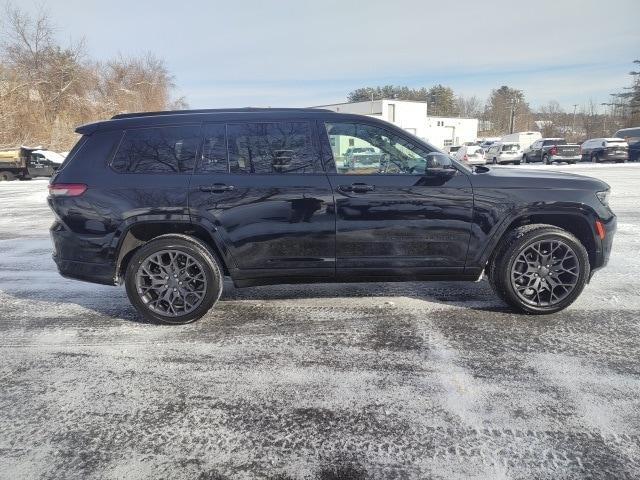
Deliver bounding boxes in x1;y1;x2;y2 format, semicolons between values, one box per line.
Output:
502;144;519;152
325;122;451;175
197;124;228;173
112;126;199;173
227;122;318;174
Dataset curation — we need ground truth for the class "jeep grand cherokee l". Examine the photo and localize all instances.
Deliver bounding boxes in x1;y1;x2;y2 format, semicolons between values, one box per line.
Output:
48;108;616;324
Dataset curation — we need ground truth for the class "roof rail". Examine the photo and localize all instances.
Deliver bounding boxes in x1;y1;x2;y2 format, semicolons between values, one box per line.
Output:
111;107;331;120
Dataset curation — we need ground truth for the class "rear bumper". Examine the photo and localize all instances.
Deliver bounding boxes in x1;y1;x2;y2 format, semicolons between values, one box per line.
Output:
50;220;117;285
550;155;581;162
52;255;117;286
602;153;627;161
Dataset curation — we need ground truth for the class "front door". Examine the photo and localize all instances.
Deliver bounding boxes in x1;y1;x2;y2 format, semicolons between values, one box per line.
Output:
320;120;474;278
189;121;336;283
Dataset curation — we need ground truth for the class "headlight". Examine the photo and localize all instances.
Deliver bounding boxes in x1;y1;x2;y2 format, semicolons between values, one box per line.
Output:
596;190;610;206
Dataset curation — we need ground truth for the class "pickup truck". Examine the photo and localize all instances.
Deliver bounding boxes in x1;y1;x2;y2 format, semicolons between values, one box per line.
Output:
0;147;63;181
523;138;581;165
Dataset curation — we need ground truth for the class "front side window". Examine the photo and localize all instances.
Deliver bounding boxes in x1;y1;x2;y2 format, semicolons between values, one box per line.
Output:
325;122;453;175
111;126;199;173
227;122;318;174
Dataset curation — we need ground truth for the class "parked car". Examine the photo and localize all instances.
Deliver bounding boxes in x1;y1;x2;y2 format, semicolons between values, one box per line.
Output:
48;108;616;323
446;145;462;156
523;138;581;164
455;145;486;165
580;138;628;163
485;142;523;165
501;131;542;151
343;146;381;168
614;127;640;162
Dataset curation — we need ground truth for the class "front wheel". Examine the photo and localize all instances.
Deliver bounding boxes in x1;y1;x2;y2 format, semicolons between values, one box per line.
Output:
488;224;590;314
125;235;223;324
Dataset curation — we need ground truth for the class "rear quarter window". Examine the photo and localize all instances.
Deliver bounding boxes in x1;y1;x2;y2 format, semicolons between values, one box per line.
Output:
111;125;200;174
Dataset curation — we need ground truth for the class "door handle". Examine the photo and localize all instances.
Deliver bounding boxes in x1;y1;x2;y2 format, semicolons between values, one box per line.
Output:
339;183;374;193
200;183;235;193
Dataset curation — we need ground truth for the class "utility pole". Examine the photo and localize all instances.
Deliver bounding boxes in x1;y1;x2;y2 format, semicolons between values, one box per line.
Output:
571;104;578;137
601;102;613;136
509;99;517;134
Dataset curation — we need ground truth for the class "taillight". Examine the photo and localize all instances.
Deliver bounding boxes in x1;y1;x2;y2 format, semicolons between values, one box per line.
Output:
48;183;87;197
463;154;469;161
549;146;558;155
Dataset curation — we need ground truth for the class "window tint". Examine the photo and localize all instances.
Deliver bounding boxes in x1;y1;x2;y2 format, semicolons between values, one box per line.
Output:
325;122;452;175
227;122;318;174
197;124;228;173
112;126;199;173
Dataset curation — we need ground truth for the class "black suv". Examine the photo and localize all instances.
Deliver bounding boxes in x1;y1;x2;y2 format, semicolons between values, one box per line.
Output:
48;108;616;324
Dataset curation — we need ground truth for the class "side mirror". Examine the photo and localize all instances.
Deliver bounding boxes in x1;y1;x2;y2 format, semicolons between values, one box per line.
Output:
428;166;457;178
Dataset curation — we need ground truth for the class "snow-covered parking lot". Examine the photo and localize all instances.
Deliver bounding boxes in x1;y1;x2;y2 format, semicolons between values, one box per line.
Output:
1;164;640;479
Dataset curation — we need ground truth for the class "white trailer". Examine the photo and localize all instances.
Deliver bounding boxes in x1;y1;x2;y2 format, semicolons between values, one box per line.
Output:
500;131;542;151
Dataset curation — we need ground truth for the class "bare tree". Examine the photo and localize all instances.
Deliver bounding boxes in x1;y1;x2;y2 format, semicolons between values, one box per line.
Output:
0;2;186;150
455;95;484;118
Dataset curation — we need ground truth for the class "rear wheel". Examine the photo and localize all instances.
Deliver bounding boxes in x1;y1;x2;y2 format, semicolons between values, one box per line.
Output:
0;171;15;181
125;235;223;324
488;224;590;314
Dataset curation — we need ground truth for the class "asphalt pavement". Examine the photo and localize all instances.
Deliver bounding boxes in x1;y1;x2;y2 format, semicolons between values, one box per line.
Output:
1;163;639;479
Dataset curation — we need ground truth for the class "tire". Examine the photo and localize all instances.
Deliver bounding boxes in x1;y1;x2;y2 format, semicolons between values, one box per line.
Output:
124;234;223;324
513;161;521;165
488;224;590;314
0;171;15;181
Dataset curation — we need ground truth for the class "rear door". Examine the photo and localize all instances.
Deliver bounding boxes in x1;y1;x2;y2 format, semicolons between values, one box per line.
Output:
320;120;474;278
189;120;336;283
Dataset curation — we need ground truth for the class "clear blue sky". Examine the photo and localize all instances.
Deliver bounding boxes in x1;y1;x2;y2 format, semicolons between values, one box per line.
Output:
18;0;640;111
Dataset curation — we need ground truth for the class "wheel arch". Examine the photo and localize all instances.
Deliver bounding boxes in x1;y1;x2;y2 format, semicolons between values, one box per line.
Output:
114;221;231;283
481;211;598;271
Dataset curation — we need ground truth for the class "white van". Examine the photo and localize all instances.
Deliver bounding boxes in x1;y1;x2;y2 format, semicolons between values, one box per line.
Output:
501;132;542;152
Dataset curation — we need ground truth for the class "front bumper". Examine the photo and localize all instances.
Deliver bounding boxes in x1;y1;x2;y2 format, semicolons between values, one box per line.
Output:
590;214;616;279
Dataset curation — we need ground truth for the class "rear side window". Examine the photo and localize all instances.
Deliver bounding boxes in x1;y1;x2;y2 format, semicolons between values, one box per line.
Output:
227;122;319;174
197;124;228;173
111;126;199;173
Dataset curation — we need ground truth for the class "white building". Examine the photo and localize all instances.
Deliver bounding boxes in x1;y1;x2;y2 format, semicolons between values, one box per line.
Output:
312;99;479;149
